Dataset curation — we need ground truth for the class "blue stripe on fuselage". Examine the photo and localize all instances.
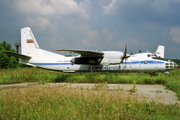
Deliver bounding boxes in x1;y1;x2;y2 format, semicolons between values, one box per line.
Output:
31;60;164;66
122;60;164;64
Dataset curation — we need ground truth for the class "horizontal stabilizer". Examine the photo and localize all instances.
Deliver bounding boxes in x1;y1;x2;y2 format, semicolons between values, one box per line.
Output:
55;49;104;57
4;51;31;59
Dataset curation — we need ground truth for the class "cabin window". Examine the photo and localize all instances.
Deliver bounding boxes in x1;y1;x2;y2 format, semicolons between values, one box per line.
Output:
147;54;151;57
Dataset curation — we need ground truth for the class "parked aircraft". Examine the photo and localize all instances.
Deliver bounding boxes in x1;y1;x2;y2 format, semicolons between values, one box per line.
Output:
5;27;176;74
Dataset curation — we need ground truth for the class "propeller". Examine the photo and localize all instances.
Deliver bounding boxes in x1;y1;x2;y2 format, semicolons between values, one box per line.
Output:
121;45;130;64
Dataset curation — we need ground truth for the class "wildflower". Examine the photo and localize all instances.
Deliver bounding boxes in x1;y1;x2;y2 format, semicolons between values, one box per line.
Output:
128;95;131;98
128;105;131;108
126;101;129;105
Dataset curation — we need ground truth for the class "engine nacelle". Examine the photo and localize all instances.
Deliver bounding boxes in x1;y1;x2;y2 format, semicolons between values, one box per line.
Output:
70;57;103;65
100;51;124;65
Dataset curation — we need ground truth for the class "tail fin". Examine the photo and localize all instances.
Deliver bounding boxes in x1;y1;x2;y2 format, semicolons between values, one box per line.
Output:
155;45;164;58
20;27;65;59
21;27;41;57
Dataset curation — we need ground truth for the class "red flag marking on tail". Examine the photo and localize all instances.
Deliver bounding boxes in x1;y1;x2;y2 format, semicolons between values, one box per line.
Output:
27;40;34;43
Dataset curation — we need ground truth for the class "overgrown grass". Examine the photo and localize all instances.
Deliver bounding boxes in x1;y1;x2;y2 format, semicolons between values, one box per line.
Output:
0;68;168;84
0;68;180;100
0;68;180;119
164;70;180;101
0;85;179;119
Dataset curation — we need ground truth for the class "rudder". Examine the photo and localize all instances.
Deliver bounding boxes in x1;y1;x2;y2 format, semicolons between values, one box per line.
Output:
155;45;164;58
21;27;40;57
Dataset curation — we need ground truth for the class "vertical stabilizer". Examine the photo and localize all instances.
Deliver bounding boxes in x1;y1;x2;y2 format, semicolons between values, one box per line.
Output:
21;27;41;57
155;45;164;58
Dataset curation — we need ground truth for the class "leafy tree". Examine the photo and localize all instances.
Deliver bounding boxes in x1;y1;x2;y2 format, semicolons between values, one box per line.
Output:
171;59;180;66
0;41;19;69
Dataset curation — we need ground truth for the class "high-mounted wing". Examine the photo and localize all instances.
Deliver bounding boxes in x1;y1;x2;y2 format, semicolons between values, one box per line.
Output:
55;49;104;65
4;51;31;59
55;49;104;57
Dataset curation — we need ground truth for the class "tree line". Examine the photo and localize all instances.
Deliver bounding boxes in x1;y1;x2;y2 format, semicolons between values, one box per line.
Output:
171;59;180;66
0;41;23;69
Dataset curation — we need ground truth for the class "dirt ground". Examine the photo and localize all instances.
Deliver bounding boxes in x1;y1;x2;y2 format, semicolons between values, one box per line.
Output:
0;83;179;105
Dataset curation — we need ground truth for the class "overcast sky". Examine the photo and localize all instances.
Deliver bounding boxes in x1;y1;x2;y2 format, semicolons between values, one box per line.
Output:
0;0;180;59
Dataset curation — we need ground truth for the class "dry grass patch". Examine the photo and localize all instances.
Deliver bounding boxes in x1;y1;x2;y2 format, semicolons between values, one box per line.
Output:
0;84;179;119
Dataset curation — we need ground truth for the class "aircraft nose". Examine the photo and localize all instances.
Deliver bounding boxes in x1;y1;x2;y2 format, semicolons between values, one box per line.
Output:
165;60;176;70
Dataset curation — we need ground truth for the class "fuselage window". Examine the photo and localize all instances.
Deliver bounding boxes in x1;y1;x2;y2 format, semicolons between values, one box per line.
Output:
147;54;151;57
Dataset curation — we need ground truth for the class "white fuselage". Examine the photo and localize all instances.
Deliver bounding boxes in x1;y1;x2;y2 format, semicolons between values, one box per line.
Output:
20;51;175;74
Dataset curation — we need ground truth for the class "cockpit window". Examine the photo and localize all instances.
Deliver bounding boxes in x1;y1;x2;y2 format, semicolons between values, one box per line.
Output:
147;54;151;57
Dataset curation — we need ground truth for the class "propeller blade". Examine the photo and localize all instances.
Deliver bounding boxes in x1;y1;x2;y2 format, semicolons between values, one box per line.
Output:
121;44;129;63
124;55;130;59
125;44;127;55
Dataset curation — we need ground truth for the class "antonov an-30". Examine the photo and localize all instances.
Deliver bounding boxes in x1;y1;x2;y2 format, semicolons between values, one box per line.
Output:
5;27;177;74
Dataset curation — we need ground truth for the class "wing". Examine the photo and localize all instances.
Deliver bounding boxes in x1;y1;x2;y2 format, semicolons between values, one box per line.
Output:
4;51;31;59
55;49;104;57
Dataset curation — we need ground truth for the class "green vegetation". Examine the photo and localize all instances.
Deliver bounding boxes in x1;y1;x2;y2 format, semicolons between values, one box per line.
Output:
0;68;180;100
164;69;180;101
0;41;22;69
171;59;180;65
0;68;180;119
0;68;168;84
0;84;179;119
